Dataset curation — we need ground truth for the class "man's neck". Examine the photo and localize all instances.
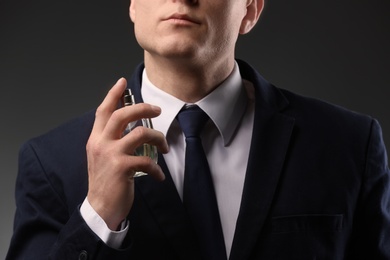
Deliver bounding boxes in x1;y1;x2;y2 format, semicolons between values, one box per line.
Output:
144;53;235;103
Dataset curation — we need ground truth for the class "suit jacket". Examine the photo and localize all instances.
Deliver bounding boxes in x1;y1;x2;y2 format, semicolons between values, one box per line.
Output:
7;60;390;259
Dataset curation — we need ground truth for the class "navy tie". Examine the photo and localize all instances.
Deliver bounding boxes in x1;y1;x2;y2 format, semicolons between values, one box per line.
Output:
176;105;227;260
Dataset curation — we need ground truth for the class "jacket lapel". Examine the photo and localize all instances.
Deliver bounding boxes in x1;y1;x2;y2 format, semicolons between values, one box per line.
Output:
229;60;295;260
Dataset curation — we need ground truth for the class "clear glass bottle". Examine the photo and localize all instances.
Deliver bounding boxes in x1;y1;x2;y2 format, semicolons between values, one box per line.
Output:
123;89;158;177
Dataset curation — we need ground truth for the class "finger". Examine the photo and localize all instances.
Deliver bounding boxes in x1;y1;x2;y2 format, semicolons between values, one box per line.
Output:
92;78;127;134
120;126;169;154
125;155;166;181
103;103;162;139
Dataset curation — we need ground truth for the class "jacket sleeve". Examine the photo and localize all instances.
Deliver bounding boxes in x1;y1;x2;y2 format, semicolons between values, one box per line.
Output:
6;141;133;260
348;119;390;259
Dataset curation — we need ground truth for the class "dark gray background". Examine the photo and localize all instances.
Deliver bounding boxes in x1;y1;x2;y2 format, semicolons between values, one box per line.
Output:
1;0;389;257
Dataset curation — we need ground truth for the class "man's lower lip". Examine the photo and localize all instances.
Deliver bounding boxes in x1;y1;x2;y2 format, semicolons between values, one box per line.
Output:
167;18;198;25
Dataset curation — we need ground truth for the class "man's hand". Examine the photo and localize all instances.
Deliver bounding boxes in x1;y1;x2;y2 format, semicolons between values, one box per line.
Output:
86;78;169;230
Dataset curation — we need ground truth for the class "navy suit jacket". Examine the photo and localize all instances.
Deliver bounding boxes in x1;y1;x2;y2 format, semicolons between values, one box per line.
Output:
7;60;390;259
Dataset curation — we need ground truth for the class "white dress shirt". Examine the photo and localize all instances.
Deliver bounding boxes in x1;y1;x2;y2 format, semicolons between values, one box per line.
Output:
81;62;255;256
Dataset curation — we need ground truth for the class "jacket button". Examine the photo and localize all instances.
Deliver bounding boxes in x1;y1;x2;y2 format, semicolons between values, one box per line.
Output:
79;250;88;260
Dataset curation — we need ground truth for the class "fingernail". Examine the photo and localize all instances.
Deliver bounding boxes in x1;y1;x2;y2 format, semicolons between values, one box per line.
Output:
117;77;126;84
151;105;161;113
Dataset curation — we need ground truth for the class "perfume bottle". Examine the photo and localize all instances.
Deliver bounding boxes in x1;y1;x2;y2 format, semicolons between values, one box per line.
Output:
123;89;158;177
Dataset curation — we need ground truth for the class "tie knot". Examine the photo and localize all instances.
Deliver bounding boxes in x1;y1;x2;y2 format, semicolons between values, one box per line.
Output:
177;106;209;138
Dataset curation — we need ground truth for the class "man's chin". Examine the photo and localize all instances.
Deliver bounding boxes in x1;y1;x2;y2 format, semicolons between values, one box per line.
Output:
145;46;201;61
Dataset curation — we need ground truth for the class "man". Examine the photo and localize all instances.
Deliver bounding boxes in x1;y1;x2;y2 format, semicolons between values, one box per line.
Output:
7;0;390;259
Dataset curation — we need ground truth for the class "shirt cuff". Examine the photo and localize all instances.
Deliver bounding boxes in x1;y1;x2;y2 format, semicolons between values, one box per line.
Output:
80;197;129;249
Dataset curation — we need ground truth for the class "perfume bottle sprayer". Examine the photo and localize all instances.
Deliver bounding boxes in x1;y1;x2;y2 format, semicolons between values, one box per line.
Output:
123;89;158;177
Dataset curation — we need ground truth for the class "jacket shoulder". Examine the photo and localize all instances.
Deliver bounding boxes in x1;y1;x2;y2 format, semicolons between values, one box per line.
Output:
22;110;95;155
279;88;374;128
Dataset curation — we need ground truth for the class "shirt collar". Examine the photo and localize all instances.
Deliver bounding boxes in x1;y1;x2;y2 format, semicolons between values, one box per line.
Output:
141;62;248;146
